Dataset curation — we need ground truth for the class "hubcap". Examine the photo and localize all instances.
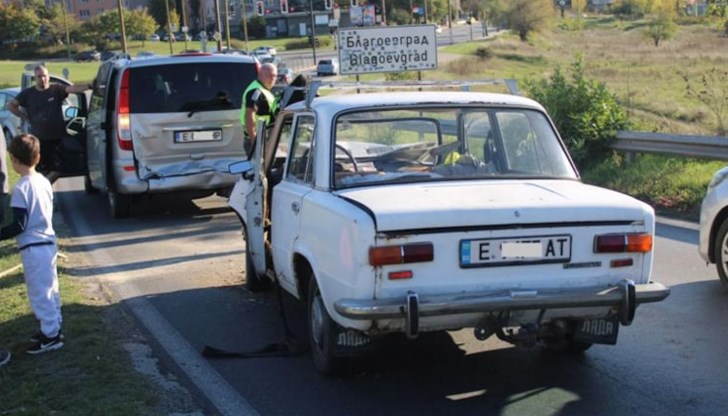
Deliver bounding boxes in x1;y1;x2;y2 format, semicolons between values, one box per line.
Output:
721;234;728;275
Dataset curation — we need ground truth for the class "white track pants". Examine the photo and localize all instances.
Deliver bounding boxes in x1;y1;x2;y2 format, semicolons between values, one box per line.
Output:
21;244;62;338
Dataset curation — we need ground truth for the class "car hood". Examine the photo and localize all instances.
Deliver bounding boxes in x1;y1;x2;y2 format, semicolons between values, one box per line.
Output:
337;180;652;232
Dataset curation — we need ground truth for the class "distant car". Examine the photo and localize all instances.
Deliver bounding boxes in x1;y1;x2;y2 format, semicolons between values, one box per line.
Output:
253;46;277;56
316;58;339;76
149;34;160;41
699;167;728;288
100;51;117;61
252;50;272;62
276;67;295;85
215;48;248;56
135;51;157;59
162;34;176;42
74;50;101;62
0;87;22;142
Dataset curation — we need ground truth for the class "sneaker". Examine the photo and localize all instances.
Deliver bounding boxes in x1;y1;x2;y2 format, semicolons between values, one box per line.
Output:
26;334;64;355
30;330;64;343
0;350;10;367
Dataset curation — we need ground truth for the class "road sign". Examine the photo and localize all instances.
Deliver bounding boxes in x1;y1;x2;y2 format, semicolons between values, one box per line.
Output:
337;25;438;75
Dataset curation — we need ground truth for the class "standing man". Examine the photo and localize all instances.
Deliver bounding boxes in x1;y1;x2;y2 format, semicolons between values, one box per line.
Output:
7;64;92;182
241;63;278;157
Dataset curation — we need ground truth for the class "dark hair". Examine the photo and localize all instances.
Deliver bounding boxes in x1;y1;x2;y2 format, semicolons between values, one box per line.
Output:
8;134;40;167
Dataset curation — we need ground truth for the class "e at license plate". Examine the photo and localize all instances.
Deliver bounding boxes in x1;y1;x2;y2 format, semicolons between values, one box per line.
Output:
460;234;571;268
174;129;222;143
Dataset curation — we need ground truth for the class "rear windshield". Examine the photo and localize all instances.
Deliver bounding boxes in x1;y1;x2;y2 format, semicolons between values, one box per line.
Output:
319;60;331;65
129;62;257;113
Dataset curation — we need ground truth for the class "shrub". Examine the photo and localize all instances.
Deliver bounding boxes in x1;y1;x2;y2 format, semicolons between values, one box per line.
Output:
385;71;417;81
524;56;630;168
284;36;330;50
475;47;493;59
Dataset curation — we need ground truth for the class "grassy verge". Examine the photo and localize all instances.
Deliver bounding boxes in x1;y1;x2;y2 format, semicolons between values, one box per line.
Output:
0;159;164;414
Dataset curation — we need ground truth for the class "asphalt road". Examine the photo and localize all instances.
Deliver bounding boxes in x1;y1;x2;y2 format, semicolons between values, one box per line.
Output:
55;177;728;416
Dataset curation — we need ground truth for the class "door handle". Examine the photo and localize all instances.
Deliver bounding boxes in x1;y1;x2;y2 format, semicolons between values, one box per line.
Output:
291;202;300;213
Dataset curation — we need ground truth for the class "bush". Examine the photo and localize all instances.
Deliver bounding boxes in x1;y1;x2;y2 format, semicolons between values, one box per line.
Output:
385;71;417;81
475;47;493;59
524;57;630;168
284;36;331;50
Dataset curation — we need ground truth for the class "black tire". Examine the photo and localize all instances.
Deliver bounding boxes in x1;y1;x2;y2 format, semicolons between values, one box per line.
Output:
243;225;270;292
108;190;131;218
713;219;728;287
308;277;345;374
84;174;99;194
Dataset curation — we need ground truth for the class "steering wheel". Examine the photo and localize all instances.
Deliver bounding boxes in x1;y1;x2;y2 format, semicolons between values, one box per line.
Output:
335;143;359;172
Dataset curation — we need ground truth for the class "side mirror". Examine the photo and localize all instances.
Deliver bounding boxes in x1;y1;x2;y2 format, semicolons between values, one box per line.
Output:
64;106;79;119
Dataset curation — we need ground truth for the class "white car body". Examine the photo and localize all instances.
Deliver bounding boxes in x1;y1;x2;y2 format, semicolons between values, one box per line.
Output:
229;86;670;373
698;166;728;286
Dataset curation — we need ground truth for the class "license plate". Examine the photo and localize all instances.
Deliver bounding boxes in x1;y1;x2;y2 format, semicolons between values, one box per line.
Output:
573;315;620;345
460;234;571;268
174;129;222;143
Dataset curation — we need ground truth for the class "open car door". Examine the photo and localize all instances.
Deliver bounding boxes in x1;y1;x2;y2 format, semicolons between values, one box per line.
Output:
245;119;269;277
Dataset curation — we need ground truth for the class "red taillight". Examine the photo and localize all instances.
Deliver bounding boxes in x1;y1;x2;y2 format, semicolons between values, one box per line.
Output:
369;243;434;266
594;233;652;253
117;69;133;151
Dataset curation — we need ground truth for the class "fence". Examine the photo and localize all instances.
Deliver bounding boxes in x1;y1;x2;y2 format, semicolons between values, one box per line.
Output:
612;131;728;161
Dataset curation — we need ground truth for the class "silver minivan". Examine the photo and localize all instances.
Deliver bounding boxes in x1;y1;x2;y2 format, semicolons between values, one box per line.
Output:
86;53;259;217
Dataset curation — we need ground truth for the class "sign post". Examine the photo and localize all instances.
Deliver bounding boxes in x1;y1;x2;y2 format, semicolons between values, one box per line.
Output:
337;25;438;75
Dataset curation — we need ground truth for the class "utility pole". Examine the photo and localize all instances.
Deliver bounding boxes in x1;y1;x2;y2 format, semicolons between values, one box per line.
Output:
447;0;453;44
381;0;386;25
423;0;428;24
181;0;189;50
164;0;174;54
116;0;128;53
59;0;71;59
241;2;249;51
214;0;223;51
309;0;317;65
223;0;231;49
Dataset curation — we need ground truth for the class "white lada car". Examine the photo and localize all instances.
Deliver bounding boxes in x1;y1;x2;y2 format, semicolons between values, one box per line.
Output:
229;82;670;374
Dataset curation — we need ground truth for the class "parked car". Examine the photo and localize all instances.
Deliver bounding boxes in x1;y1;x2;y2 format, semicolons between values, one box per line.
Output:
253;46;277;56
316;58;339;76
149;34;160;41
251;50;272;62
74;49;101;62
0;87;22;142
276;67;295;85
135;51;157;59
85;53;259;218
227;81;671;374
162;34;176;42
100;51;117;61
698;167;728;287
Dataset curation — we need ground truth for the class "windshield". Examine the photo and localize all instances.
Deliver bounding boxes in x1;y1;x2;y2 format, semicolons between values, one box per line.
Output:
333;107;577;188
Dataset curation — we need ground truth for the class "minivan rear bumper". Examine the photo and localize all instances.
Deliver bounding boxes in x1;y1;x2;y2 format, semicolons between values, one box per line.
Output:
116;169;237;193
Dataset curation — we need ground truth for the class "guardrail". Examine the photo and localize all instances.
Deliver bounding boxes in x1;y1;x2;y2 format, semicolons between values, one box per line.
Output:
612;131;728;161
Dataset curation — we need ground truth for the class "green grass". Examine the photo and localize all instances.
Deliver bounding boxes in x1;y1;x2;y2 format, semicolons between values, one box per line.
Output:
0;155;162;413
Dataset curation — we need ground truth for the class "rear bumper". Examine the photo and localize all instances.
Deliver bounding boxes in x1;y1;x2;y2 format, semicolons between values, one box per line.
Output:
334;280;670;329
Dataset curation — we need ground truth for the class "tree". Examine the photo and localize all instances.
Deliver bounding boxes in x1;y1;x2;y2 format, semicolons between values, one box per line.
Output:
644;14;676;47
127;8;158;45
503;0;554;41
42;3;80;45
525;57;630;167
0;4;41;45
147;0;176;28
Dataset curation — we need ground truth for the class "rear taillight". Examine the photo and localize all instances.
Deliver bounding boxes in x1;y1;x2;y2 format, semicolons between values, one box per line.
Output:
369;243;434;266
594;233;652;253
117;69;133;151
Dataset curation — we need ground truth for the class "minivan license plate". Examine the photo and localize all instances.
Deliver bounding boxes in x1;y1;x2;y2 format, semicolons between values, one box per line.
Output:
460;234;571;268
174;129;222;143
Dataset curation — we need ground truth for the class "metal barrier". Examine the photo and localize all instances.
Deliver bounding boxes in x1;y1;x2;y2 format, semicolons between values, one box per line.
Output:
612;131;728;161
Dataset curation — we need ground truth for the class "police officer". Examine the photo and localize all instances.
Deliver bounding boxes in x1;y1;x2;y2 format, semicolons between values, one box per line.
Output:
241;63;278;156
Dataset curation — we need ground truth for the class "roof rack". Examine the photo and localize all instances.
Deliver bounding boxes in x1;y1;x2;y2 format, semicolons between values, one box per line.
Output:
304;79;519;109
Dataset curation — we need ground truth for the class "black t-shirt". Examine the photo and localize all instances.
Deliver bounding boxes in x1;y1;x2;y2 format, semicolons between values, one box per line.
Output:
15;84;68;142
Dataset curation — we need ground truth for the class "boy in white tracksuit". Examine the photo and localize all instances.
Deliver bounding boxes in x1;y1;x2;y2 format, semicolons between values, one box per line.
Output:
0;134;63;354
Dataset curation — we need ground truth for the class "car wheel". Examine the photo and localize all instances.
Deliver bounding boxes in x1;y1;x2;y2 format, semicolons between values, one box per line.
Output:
242;224;270;292
108;190;131;218
713;219;728;287
308;276;345;374
84;174;99;195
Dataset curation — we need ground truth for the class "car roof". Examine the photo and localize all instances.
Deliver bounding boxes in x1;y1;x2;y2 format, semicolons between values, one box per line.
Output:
0;87;20;94
286;91;544;113
111;53;258;69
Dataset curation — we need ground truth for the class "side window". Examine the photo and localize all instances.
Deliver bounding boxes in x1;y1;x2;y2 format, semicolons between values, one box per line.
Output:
89;64;112;113
0;93;7;110
287;115;315;184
